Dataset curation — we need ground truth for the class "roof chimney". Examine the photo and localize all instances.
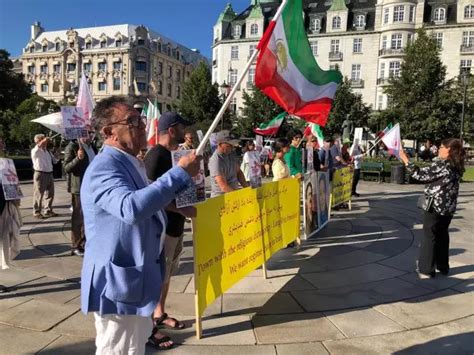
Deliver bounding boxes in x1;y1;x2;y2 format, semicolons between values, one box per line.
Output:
31;21;44;40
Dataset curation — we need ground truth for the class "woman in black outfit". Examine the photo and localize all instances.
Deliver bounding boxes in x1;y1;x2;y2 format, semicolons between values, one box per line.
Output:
399;138;465;278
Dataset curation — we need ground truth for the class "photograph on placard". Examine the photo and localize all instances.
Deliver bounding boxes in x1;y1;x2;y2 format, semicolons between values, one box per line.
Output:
316;171;330;228
171;149;206;208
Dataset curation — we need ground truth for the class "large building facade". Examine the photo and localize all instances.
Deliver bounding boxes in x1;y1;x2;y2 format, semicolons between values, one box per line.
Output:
212;0;474;113
21;23;208;110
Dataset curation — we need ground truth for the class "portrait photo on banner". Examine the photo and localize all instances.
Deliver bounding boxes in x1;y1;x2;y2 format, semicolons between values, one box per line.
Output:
316;171;330;228
303;172;318;238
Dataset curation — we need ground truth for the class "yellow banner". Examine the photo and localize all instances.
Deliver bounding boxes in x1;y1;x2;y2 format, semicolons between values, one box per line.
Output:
331;166;353;207
193;178;300;316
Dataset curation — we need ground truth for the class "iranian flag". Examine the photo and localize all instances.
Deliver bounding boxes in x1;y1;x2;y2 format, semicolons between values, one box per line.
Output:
303;123;324;148
146;99;160;147
253;112;286;136
255;0;342;126
381;123;401;157
77;72;95;126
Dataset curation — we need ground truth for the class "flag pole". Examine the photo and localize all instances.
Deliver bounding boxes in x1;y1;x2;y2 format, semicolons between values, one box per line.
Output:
196;0;289;156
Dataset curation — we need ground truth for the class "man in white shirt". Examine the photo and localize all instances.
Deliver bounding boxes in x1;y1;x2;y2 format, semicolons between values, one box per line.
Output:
31;134;58;218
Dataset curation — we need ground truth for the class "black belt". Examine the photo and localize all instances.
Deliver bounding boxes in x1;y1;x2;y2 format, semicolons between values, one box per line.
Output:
34;170;53;174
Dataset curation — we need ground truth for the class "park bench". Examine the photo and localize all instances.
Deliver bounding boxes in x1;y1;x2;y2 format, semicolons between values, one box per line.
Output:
361;162;384;183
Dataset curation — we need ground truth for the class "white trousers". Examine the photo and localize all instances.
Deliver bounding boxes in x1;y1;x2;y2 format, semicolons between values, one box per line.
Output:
94;313;153;355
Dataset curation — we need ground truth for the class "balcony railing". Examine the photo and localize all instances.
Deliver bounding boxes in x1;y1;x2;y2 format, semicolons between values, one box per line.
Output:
379;48;405;57
460;45;474;53
328;51;343;61
350;79;364;88
377;78;388;85
212;59;217;67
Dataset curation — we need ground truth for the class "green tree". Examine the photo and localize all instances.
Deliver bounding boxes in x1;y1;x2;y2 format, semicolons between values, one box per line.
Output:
383;28;461;142
176;61;222;132
324;77;371;139
0;49;31;111
239;86;283;137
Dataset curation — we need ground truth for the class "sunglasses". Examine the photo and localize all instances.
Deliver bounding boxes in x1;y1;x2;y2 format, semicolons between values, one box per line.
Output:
106;115;146;128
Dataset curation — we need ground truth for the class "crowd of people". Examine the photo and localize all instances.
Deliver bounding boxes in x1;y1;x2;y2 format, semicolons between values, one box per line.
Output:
0;95;467;354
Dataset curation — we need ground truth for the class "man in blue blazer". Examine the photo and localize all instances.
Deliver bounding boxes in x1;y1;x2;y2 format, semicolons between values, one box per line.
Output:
80;97;201;354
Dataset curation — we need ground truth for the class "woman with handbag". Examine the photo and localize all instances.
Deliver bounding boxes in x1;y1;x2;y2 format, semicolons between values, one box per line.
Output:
399;138;465;277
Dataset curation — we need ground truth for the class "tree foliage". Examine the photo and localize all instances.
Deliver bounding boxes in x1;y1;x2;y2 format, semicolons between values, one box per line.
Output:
0;49;31;111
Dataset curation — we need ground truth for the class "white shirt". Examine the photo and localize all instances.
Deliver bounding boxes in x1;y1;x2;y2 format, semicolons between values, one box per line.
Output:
82;143;96;163
31;145;56;172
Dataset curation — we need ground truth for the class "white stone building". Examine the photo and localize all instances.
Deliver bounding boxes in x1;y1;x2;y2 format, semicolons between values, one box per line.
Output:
21;23;208;110
212;0;474;113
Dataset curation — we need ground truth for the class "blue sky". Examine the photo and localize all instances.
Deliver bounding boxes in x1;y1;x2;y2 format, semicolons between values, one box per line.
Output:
0;0;252;59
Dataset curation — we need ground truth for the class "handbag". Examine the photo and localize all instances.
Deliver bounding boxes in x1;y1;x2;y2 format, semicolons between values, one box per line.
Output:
417;194;434;212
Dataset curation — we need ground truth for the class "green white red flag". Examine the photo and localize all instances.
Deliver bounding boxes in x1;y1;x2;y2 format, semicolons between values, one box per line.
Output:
146;99;160;147
381;123;401;157
255;0;342;126
253;112;286;136
303;123;324;148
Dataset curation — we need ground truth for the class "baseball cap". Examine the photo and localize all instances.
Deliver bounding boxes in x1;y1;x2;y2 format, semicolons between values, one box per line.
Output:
158;112;192;132
215;130;240;146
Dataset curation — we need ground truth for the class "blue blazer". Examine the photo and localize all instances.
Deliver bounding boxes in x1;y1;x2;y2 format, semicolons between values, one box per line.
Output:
80;146;192;316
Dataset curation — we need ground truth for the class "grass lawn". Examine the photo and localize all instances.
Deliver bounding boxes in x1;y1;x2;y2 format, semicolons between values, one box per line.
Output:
463;166;474;182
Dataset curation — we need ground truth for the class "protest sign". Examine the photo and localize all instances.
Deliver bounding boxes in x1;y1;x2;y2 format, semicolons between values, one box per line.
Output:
61;106;87;140
316;171;330;228
302;172;318;239
0;158;24;200
331;166;353;208
247;151;262;188
209;133;218;153
197;130;204;143
171;149;206;208
306;146;314;173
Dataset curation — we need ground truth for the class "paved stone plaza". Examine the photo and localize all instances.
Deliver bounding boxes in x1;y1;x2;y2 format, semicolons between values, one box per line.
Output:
0;180;473;354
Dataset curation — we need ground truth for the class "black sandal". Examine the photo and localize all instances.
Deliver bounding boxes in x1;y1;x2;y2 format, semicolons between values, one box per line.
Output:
147;327;174;350
154;312;186;330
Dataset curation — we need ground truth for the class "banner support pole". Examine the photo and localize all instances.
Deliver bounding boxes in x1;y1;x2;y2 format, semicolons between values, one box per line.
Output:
191;220;203;339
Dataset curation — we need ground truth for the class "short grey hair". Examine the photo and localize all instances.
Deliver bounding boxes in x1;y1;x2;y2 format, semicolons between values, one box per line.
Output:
34;134;45;144
92;96;131;135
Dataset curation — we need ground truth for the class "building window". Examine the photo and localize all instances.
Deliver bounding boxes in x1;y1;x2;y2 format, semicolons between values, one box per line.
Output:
28;65;35;74
378;95;384;110
233;24;242;38
355;15;365;28
230;97;237;113
113;78;121;91
83;63;91;72
309;18;321;32
176;86;181;99
229;69;238;86
249;44;257;57
100;40;106;48
332;16;341;29
55;42;60;51
231;45;239;60
113;61;121;70
29;46;34;53
98;62;107;71
465;5;474;19
98;82;106;91
434;8;445;22
67;63;76;72
433;33;443;48
158;80;163;95
382;36;387;50
53;64;61;73
167;83;172;97
168;65;172;78
391;33;403;49
135;61;147;71
353;38;362;53
137;39;145;46
393;5;404;22
248;67;255;83
330;39;340;53
158;61;163;75
41;83;48;92
310;41;318;56
85;42;92;49
351;64;361;80
380;63;385;79
407;33;414;45
115;39;122;47
137;82;147;92
409;6;416;22
460;59;472;72
40;64;48;74
250;24;258;36
176;69;181;82
389;61;401;77
30;84;36;93
42;45;47;52
462;31;474;47
383;8;389;24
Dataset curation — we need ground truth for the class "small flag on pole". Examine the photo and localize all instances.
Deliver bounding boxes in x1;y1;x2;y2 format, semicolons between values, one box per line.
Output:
381;123;401;158
303;123;324;148
146;99;160;147
77;72;95;126
253;112;286;136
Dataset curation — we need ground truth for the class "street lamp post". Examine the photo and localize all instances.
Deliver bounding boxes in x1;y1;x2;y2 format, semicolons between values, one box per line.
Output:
219;81;230;130
460;70;470;145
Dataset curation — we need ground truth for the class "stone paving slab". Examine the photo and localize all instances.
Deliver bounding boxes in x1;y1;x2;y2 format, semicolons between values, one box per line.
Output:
451;279;474;293
377;246;420;272
37;335;95;354
300;263;407;289
374;289;474;329
0;267;44;288
147;344;276;355
164;292;222;317
0;299;79;331
323;307;406;337
252;313;345;344
25;258;83;280
322;315;474;355
290;278;431;312
275;342;329;355
222;292;304;315
10;246;53;269
0;295;32;312
0;323;59;355
7;276;80;304
53;311;95;338
169;275;193;293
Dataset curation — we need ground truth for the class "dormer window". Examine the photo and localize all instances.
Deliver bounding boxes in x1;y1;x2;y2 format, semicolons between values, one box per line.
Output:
55;42;60;51
233;24;242;38
464;5;474;19
250;24;258;36
309;18;321;32
100;40;106;48
354;15;365;29
69;41;74;48
115;39;122;47
29;45;34;53
137;39;145;46
332;16;341;30
433;8;446;22
85;41;92;49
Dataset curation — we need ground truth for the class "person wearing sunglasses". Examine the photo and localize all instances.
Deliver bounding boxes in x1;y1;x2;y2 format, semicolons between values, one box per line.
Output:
79;97;201;354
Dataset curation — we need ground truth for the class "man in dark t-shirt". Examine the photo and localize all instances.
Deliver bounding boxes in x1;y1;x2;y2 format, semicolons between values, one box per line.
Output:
144;112;196;346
